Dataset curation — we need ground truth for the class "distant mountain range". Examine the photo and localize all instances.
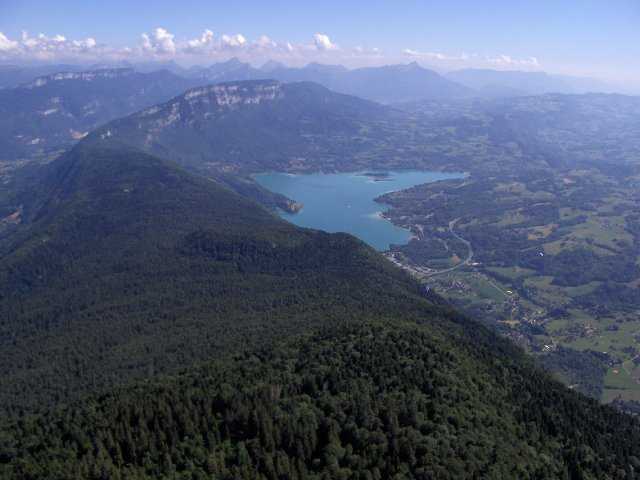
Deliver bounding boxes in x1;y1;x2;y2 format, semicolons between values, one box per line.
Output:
187;58;474;103
0;68;201;161
84;79;411;174
0;64;85;89
149;58;628;99
1;62;637;177
0;59;474;104
1;60;629;104
0;61;630;166
445;68;618;97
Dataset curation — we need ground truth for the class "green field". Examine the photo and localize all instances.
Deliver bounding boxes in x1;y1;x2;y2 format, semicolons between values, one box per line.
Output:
384;159;640;404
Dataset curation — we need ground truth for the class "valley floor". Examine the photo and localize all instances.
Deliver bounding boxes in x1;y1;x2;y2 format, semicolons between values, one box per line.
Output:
380;166;640;405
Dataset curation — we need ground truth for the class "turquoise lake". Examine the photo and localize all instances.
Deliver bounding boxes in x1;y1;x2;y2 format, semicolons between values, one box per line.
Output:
255;170;465;251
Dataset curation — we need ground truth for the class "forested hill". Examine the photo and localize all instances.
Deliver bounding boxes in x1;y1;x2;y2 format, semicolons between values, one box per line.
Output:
0;142;428;413
2;143;640;477
4;320;640;478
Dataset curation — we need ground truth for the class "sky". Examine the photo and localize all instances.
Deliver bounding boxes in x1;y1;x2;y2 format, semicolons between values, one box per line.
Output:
1;0;639;86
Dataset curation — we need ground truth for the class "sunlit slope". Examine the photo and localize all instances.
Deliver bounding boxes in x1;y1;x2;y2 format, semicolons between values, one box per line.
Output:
0;143;427;412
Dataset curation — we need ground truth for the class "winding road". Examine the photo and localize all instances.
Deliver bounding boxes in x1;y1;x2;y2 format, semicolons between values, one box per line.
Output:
425;218;474;277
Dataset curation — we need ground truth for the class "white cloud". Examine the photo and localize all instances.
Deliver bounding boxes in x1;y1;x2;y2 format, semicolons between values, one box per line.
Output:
0;28;357;64
72;37;97;50
141;27;176;55
403;48;540;70
349;45;382;60
0;31;101;60
221;33;247;48
183;30;285;58
403;49;472;62
0;32;19;51
0;28;374;66
185;29;215;52
313;33;338;51
0;29;543;72
255;35;276;49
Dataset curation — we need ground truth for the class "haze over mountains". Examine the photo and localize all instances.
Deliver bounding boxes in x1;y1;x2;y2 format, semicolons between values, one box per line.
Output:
167;57;626;99
445;68;618;97
0;68;203;161
0;57;626;103
0;64;86;89
0;58;631;168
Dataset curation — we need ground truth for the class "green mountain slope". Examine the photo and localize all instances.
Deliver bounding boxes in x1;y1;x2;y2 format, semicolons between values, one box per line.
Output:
2;144;640;478
3;320;640;479
0;143;428;413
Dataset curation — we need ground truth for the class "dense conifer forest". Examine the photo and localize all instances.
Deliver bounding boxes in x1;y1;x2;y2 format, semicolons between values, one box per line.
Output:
0;144;428;413
4;321;640;479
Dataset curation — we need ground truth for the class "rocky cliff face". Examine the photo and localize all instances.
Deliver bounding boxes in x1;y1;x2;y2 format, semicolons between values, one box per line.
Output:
83;79;400;173
25;68;136;88
137;81;284;122
115;81;285;146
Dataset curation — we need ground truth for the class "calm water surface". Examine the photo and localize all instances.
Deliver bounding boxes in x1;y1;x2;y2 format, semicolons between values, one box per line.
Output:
255;170;465;251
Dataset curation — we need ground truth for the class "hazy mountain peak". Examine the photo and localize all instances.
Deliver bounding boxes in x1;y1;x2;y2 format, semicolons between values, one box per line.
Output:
303;62;348;73
260;59;286;72
442;68;616;96
390;61;430;73
217;56;244;67
25;67;135;89
197;57;253;80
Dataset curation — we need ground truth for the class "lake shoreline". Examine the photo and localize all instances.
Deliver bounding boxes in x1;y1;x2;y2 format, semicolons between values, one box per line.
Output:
255;169;465;251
